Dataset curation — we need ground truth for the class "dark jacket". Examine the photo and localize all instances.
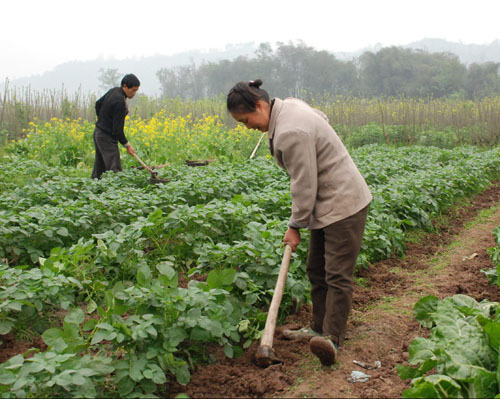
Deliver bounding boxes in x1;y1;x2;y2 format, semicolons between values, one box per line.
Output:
95;87;129;145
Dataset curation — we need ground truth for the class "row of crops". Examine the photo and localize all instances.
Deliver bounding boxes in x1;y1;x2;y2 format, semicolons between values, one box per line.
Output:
398;227;500;398
1;144;500;397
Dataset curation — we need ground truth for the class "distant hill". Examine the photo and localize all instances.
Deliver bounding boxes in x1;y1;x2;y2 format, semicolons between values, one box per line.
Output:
404;38;500;64
1;43;257;96
3;39;500;96
335;38;500;65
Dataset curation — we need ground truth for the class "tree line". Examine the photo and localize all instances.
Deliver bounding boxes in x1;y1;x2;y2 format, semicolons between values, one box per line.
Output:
153;42;500;101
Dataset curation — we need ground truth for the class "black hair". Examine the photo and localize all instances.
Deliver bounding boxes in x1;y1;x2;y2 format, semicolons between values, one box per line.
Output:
227;79;270;113
121;74;140;88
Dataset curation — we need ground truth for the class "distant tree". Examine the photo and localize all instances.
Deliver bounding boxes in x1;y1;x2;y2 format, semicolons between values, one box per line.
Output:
198;56;257;98
428;52;466;97
154;42;500;100
466;62;500;98
97;68;121;91
156;67;179;98
359;47;466;97
157;63;201;99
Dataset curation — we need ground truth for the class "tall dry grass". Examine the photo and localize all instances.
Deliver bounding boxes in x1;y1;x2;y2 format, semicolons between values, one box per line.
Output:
1;82;499;145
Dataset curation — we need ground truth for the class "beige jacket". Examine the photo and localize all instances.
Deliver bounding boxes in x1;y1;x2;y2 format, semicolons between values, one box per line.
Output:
268;98;372;230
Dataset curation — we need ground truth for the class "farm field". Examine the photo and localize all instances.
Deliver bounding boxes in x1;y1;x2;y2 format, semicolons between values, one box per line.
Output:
1;115;500;397
179;184;500;398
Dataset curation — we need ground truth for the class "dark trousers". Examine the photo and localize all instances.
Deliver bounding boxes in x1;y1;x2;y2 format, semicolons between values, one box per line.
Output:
306;206;368;346
91;128;122;179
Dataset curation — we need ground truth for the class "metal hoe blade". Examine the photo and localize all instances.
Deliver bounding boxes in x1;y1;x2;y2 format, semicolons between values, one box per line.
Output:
254;344;282;367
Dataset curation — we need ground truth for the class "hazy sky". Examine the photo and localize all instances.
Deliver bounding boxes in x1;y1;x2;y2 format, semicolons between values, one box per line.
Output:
2;0;499;82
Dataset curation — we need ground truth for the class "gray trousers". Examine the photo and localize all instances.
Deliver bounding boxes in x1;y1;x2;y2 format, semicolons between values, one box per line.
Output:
91;128;122;179
306;205;368;346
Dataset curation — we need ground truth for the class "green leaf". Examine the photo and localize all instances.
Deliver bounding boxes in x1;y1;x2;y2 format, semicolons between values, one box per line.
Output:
64;308;85;325
447;294;487;317
77;368;99;377
42;328;67;352
190;326;210;341
91;329;114;345
397;359;436;380
472;368;498;398
482;319;500;351
4;354;24;369
140;378;157;394
206;268;236;289
57;227;69;237
434;300;484;345
413;295;438;328
224;345;234;358
232;346;243;358
83;319;98;331
137;265;152;286
439;339;495;381
12;376;33;390
175;364;191;385
53;370;74;387
185;308;201;327
148;364;167;384
397;365;419;380
7;301;23;311
0;371;16;385
198;318;223;337
117;376;136;396
408;337;435;365
166;327;188;347
220;268;237;285
71;373;87;386
0;320;14;335
156;262;176;279
96;322;113;331
402;380;441;398
129;355;147;382
86;299;97;315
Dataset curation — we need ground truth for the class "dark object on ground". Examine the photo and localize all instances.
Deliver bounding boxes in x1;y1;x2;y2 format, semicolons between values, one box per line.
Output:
185;159;215;167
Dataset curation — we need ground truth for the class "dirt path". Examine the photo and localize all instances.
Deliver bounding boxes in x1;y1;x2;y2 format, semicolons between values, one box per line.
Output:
171;184;500;398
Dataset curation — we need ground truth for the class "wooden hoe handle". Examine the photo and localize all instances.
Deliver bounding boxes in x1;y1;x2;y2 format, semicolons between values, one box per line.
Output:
249;132;266;159
132;153;155;175
260;244;293;348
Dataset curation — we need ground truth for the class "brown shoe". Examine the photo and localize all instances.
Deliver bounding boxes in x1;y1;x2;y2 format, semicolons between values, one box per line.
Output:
309;336;337;366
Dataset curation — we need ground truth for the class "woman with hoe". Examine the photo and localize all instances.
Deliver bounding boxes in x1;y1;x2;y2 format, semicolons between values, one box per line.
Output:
227;80;372;366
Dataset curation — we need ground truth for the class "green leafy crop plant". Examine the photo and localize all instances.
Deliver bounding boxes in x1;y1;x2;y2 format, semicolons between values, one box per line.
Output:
399;295;500;398
2;145;500;396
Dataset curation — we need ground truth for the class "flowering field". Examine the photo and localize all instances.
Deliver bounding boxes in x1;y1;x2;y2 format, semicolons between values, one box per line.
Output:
1;115;500;397
8;112;265;168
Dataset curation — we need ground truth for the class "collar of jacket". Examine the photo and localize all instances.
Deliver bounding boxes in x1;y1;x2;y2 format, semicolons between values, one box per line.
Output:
268;97;283;141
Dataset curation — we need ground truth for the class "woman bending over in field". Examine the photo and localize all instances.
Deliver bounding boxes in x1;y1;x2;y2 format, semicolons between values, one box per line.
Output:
227;79;372;366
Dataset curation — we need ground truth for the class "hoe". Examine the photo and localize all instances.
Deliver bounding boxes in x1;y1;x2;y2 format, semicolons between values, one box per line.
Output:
132;153;170;184
255;244;292;367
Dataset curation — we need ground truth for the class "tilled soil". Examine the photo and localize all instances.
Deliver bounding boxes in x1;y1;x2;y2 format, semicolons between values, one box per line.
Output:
166;184;500;398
